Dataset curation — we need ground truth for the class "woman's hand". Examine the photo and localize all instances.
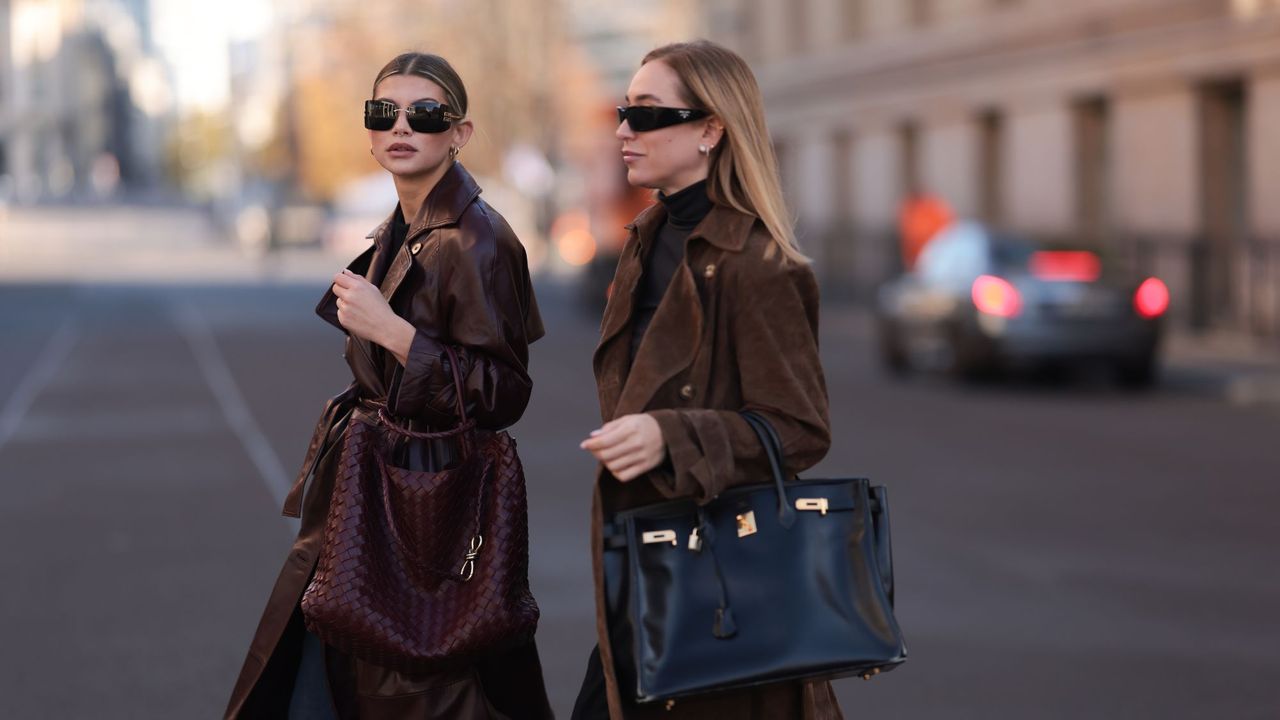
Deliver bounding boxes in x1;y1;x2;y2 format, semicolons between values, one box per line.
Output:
580;413;667;482
332;269;415;364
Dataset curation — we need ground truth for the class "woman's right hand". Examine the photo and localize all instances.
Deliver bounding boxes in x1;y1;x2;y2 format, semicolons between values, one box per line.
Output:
580;413;667;482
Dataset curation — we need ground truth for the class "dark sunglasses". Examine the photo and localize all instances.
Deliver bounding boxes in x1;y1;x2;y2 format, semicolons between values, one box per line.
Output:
364;99;462;133
616;105;709;132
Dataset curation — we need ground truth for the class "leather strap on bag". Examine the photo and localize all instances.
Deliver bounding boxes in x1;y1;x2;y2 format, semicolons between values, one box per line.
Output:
739;411;796;529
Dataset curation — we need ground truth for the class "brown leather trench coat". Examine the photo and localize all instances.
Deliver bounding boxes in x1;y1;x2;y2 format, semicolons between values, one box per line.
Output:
224;163;553;719
589;201;844;719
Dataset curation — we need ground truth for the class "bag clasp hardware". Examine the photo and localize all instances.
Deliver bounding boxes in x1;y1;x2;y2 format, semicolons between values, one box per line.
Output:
736;511;758;537
642;530;678;546
687;527;702;552
458;535;483;581
796;498;829;515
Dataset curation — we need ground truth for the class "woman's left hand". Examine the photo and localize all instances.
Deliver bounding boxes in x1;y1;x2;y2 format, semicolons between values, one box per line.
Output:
332;270;412;358
580;413;667;482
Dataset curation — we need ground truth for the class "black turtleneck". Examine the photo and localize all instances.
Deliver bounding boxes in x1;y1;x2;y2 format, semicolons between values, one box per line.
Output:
630;180;714;362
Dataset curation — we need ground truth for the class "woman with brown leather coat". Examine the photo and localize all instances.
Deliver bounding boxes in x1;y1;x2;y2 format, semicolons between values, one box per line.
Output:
224;53;552;720
573;41;844;719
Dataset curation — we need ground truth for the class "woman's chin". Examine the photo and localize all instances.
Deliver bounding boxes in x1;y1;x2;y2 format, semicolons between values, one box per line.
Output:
385;156;446;179
625;168;661;190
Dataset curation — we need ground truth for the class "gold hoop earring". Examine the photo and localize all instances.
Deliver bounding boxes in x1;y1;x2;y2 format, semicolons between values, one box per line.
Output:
449;146;459;160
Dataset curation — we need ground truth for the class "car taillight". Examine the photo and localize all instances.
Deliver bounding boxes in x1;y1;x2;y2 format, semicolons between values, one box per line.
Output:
1030;251;1101;282
1134;277;1169;319
972;275;1022;318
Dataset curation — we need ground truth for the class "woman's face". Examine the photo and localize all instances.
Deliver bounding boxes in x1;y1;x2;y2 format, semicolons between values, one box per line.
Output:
617;60;721;195
368;74;470;180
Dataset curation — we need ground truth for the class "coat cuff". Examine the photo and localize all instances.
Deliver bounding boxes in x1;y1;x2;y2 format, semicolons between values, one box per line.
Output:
386;330;452;421
647;408;733;503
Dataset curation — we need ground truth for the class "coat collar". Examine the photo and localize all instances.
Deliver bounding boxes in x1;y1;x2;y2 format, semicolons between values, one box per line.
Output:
626;200;756;253
314;162;484;391
407;161;482;239
593;202;757;420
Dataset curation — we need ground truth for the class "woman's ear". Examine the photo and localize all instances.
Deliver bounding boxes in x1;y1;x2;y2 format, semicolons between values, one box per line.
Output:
453;120;475;151
703;117;725;149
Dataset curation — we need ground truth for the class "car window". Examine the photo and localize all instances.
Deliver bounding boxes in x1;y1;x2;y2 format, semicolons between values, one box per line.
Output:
918;224;988;286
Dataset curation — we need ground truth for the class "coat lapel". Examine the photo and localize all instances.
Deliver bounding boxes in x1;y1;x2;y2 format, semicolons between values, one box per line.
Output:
612;261;702;418
593;203;662;420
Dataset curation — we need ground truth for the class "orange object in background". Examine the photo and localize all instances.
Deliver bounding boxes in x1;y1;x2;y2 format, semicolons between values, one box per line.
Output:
898;193;954;271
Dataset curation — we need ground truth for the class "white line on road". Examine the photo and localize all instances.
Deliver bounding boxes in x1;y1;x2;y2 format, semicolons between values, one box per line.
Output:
172;304;295;517
0;318;78;456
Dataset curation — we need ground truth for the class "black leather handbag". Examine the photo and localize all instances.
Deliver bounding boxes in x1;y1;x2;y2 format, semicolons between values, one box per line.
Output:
602;412;906;703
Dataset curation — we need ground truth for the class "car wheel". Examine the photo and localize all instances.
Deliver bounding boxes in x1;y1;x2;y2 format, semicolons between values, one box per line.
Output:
878;321;911;376
948;327;991;382
1115;354;1158;389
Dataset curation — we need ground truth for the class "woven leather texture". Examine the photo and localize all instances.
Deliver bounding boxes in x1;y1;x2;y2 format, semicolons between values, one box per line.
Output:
301;413;539;673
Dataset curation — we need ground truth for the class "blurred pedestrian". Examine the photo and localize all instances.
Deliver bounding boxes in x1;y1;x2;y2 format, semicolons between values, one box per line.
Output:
574;40;840;719
224;52;552;720
897;186;953;271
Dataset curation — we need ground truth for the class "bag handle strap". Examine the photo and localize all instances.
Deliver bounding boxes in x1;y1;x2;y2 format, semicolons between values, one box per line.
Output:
739;411;797;529
377;343;476;443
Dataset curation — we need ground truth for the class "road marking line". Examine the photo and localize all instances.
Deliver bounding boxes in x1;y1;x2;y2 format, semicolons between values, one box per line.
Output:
0;318;78;456
172;304;294;514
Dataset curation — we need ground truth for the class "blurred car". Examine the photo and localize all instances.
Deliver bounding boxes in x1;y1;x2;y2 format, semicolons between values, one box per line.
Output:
875;222;1170;386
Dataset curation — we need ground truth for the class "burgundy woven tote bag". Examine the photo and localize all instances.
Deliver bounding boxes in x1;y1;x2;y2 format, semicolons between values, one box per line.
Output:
300;345;539;673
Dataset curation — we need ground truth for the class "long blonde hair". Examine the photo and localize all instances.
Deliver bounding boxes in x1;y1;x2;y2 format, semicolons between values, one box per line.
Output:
642;41;807;264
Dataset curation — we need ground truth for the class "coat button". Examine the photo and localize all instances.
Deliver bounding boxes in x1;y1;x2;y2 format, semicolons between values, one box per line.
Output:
410;241;423;255
679;384;695;400
704;264;716;279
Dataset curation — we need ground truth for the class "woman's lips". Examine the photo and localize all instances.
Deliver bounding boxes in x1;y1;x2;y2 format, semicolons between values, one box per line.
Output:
386;143;417;156
622;150;643;164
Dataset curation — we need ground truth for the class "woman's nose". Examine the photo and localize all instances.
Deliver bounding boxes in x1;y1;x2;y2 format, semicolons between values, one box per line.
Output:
615;120;633;140
393;109;412;134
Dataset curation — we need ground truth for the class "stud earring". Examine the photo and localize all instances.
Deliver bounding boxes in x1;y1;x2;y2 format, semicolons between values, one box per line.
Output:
699;144;709;155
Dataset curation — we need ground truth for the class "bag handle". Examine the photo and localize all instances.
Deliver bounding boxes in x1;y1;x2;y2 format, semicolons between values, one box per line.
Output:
377;344;476;447
739;411;796;530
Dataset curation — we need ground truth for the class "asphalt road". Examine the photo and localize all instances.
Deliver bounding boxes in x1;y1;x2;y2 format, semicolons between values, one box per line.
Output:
1;279;1276;719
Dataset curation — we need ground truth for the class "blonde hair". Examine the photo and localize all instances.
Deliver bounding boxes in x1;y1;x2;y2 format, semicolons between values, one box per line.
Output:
643;40;807;264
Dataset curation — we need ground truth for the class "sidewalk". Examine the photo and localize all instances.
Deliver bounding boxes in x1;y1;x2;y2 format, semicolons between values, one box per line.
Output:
1162;328;1280;409
824;300;1280;410
0;204;344;284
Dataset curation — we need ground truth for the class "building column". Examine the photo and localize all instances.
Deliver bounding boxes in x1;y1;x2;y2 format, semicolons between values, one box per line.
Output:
1247;66;1280;337
1111;82;1198;322
851;125;902;293
1002;98;1075;240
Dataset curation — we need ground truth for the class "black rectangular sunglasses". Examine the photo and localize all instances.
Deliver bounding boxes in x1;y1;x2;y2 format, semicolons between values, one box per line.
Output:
364;100;462;134
616;105;709;132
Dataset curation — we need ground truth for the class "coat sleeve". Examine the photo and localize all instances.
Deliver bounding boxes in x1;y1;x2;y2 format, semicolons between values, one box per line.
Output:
646;249;831;503
386;209;544;430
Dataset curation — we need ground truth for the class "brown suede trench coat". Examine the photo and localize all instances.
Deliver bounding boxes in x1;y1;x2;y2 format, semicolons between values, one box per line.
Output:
589;201;844;719
224;163;553;720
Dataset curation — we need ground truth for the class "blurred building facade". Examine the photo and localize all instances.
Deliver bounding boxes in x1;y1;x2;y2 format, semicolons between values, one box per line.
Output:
708;0;1280;337
0;0;169;204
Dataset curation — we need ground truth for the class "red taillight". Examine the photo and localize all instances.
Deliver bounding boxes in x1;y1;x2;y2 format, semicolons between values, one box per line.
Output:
972;275;1022;318
1030;251;1101;282
1134;277;1169;319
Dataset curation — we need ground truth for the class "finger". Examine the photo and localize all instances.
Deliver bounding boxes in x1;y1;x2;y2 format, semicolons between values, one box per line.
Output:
594;440;640;464
589;422;633;446
612;457;657;482
581;431;627;453
606;451;649;475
